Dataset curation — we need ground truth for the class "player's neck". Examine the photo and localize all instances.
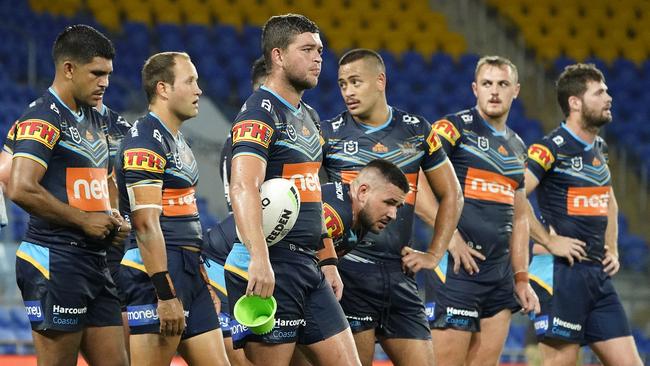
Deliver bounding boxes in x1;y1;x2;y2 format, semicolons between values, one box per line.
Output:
565;116;598;144
353;103;390;127
50;83;80;114
264;79;303;108
476;107;507;132
149;104;181;136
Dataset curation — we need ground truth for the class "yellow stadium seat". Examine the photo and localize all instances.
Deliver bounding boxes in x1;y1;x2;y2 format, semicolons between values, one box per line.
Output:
620;39;647;65
440;31;467;59
562;39;590;62
28;0;47;13
413;37;439;59
153;0;182;24
93;5;121;31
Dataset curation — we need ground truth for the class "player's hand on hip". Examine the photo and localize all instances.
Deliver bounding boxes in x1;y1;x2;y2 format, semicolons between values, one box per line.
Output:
548;233;586;266
601;247;620;276
401;246;442;273
321;265;344;301
448;234;485;275
247;255;275;298
80;212;121;240
514;282;540;315
157;298;186;337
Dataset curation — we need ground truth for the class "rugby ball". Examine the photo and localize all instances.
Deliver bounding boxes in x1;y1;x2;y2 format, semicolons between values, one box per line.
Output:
235;178;301;246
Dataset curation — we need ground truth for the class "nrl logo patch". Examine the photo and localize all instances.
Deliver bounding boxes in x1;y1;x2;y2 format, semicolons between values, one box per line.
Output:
69;126;82;143
286;125;297;141
477;136;489;151
343;140;358;155
571;156;583;171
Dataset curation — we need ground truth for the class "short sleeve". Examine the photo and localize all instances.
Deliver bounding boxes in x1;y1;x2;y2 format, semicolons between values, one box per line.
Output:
122;127;167;188
12;110;62;169
231;107;278;163
527;140;556;181
431;117;463;156
420;117;448;172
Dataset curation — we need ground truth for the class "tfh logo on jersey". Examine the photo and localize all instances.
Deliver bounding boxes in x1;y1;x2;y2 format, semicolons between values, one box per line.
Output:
464;167;517;205
433;119;460;145
232;120;274;148
66;168;110;211
566;186;609;216
124;149;166;173
323;202;344;239
425;129;442;155
528;144;555;171
16;119;60;149
282;162;322;203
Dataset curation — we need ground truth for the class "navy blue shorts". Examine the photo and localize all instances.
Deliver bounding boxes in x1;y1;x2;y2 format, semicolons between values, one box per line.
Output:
338;257;431;340
529;254;631;345
425;253;520;332
204;257;232;338
119;247;219;339
106;245;127;310
16;242;122;332
224;243;349;349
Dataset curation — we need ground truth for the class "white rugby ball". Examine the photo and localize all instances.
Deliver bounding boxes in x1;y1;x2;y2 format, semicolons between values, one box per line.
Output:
235;178;301;246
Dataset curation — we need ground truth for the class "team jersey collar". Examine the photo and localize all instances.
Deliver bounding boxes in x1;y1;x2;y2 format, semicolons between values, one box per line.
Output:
149;111;180;140
260;85;302;117
475;107;506;137
96;103;107;116
355;106;393;134
561;123;594;151
48;87;85;123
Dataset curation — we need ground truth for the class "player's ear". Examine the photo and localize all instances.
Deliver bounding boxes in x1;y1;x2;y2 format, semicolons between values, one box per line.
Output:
377;72;386;91
62;61;74;80
156;81;169;100
357;183;370;204
471;81;478;98
271;47;283;68
568;95;582;113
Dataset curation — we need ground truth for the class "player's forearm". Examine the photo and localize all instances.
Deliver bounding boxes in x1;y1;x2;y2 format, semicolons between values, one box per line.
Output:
427;189;463;257
107;173;119;209
526;200;550;247
605;190;619;256
230;181;269;259
414;170;438;228
510;215;530;273
133;220;168;275
8;181;88;228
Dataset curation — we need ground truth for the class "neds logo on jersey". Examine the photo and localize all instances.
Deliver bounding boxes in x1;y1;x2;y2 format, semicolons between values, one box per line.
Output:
124;148;166;173
464;167;517;205
528;144;555;171
66;168;111;211
16;119;60;149
282;162;321;203
567;186;609;216
433;119;460;145
232;120;273;148
162;187;198;216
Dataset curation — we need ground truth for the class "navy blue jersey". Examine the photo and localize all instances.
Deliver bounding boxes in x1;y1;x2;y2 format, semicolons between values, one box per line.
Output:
13;88;112;252
527;124;610;261
231;86;323;251
116;112;202;250
203;182;359;263
97;104;131;165
321;108;447;261
432;108;526;263
219;135;232;213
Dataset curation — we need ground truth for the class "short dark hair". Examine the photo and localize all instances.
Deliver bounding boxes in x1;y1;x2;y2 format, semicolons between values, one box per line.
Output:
364;159;409;194
261;14;319;68
339;48;385;72
142;52;190;103
52;24;115;65
251;56;268;90
556;63;605;117
475;55;518;83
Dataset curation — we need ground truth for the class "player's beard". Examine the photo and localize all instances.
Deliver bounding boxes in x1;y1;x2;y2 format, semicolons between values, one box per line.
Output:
286;65;318;91
358;207;381;234
582;104;612;129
